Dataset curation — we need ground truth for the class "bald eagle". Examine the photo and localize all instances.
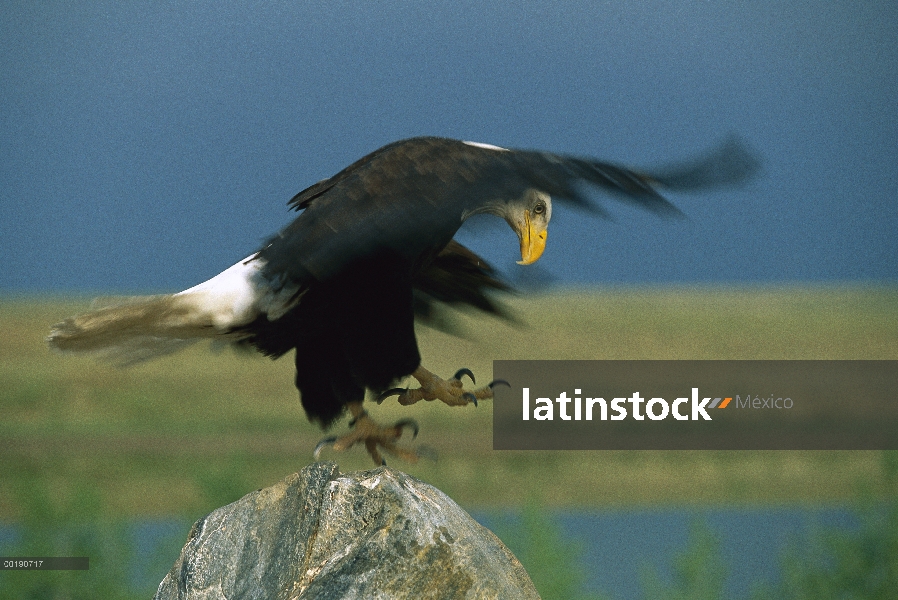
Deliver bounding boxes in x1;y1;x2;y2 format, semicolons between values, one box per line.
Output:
48;136;758;464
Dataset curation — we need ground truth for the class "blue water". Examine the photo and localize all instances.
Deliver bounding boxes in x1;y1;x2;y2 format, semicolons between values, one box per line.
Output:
0;507;859;599
0;519;188;593
475;507;856;600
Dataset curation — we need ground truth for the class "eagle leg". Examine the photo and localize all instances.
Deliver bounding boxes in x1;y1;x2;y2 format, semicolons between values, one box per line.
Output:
313;402;424;465
375;366;509;407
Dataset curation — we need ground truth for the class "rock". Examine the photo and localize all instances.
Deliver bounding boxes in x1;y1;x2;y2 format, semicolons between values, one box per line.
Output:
154;462;540;600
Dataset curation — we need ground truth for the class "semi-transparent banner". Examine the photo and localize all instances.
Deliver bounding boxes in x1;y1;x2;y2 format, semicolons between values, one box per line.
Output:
492;360;898;450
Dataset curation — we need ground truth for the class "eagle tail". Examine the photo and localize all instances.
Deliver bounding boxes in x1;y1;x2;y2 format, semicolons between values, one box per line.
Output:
47;294;224;366
47;254;300;366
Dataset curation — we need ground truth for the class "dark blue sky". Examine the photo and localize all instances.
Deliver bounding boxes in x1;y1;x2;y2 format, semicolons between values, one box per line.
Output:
2;1;896;292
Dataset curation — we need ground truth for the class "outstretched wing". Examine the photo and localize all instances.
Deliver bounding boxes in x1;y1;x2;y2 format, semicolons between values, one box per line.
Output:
258;136;760;288
507;135;760;217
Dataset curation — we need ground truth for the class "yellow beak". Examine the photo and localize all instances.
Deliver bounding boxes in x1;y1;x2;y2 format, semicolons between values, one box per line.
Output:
517;212;547;265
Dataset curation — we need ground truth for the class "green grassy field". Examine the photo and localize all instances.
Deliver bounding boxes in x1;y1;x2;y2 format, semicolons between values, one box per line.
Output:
1;285;896;520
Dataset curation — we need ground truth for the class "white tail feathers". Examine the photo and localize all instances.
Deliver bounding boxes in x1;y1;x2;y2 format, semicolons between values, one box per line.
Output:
47;254;300;366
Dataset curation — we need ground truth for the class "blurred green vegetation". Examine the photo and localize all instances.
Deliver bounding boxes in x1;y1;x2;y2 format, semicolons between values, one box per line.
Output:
2;286;896;518
497;453;898;599
1;286;896;597
750;449;898;600
0;479;174;599
492;501;611;600
639;520;728;600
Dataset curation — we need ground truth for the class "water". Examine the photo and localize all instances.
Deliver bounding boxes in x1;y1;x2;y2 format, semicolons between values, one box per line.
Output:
476;506;857;599
0;507;862;599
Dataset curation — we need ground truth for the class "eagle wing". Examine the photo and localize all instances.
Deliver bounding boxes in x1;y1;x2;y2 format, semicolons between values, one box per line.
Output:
258;136;759;288
412;239;513;331
507;135;760;217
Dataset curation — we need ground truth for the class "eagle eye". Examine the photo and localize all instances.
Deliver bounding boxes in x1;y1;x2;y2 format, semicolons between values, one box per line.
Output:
534;203;545;215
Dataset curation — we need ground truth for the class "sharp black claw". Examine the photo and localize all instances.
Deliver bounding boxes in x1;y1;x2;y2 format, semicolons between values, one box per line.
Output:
453;368;476;384
488;379;511;389
375;387;406;404
393;418;420;439
381;458;387;466
313;436;338;460
464;392;478;407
